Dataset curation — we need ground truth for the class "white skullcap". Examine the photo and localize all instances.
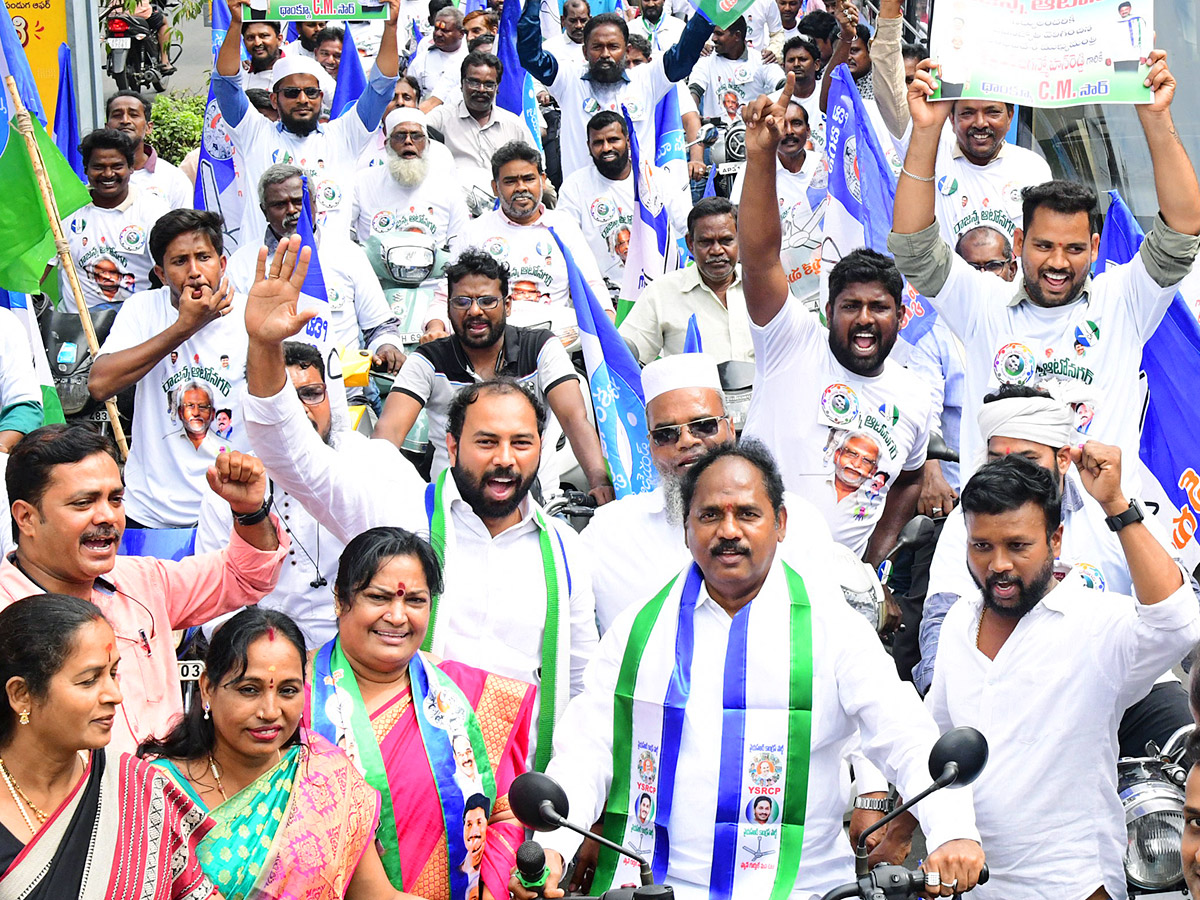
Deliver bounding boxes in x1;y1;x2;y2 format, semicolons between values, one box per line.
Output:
270;54;328;89
385;107;429;135
978;395;1076;449
642;353;722;406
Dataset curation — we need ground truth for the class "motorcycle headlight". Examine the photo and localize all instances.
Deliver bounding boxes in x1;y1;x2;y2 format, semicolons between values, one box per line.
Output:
57;375;92;416
1122;774;1186;891
382;243;435;284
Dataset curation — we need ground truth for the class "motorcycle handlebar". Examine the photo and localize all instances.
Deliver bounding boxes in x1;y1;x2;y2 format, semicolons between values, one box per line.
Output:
818;864;988;900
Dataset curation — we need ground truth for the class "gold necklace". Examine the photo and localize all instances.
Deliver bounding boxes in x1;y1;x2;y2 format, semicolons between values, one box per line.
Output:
207;754;229;803
975;607;986;649
0;755;47;834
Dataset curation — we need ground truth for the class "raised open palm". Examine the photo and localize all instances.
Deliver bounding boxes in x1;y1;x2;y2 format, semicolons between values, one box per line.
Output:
244;236;317;345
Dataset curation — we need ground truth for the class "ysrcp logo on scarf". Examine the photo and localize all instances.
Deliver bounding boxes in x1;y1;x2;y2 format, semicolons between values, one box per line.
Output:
993;342;1035;385
118;225;146;252
1073;562;1107;592
423;687;468;731
637;750;657;786
748;751;782;788
821;383;859;426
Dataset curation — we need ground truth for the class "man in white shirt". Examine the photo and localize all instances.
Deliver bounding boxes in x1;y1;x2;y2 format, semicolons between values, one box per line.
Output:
424;50;538;174
355;108;469;267
284;20;328;59
583;352;835;632
780;35;824;153
544;0;588;61
409;6;468;97
198;341;346;647
689;17;785;123
890;52;1200;489
730;95;825;311
60;129;170;312
427;141;611;336
628;0;684;52
620;196;752;364
105;91;193;209
241;20;284;91
0;309;43;452
518;1;713;176
213;0;402;243
558;110;686;283
740;85;931;563
928;448;1200;900
225;164;404;373
743;0;784;61
512;441;984;900
88;210;248;528
242;235;600;761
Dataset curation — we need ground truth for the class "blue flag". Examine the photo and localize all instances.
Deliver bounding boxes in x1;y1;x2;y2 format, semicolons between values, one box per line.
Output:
496;0;544;151
286;21;299;43
53;43;83;180
701;161;716;199
1097;191;1200;563
684;313;703;353
548;226;656;498
119;528;197;560
0;0;45;127
195;0;244;250
823;64;935;344
620;105;676;303
331;24;367;119
653;86;685;168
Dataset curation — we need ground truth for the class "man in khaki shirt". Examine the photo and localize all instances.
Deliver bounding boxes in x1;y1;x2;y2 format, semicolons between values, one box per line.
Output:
618;196;754;364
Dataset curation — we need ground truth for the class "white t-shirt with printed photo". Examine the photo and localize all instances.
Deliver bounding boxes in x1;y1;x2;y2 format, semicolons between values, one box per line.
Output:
353;160;470;257
130;156;194;210
60;187;171;312
98;286;250;527
743;0;782;52
688;50;785;122
730;150;827;311
743;298;932;554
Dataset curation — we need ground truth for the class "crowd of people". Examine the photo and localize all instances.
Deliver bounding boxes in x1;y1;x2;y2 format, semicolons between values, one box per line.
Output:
2;0;1200;897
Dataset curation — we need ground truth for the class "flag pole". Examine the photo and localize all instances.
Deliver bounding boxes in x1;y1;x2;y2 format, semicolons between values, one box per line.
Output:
3;76;129;459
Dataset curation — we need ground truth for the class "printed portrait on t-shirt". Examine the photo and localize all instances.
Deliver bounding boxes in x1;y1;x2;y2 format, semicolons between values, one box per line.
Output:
174;381;217;450
609;225;632;264
214;408;234;440
824;429;883;504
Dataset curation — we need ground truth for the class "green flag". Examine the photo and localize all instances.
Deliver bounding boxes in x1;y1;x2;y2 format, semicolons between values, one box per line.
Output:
0;118;91;294
694;0;757;30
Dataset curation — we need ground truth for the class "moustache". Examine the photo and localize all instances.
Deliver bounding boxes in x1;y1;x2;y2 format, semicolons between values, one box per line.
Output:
484;465;519;481
711;538;748;557
511;190;537;202
81;526;120;542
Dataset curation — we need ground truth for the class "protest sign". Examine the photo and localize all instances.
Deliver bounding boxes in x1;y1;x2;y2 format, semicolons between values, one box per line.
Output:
929;0;1154;107
244;0;386;21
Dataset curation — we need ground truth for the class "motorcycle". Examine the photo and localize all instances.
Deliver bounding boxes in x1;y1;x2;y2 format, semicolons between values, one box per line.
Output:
1121;724;1195;897
702;116;746;199
101;1;175;93
507;728;990;900
38;300;134;432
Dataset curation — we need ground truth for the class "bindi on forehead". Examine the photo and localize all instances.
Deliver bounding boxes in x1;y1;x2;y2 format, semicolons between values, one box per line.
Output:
395;581;406;598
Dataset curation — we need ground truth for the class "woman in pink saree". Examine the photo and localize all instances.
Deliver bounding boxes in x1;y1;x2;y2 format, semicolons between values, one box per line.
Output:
307;527;536;900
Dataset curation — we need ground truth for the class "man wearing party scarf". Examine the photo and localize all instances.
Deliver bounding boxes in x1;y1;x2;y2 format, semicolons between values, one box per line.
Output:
515;441;984;900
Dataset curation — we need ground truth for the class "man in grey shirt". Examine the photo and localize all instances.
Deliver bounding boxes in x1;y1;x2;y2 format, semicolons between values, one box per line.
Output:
888;51;1200;492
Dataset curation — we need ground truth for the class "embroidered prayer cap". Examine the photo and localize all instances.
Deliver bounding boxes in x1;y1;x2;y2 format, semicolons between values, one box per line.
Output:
271;55;328;90
385;107;429;136
642;353;723;406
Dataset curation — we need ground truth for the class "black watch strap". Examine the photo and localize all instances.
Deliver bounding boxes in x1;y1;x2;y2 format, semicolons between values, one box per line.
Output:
1105;499;1145;533
233;494;273;527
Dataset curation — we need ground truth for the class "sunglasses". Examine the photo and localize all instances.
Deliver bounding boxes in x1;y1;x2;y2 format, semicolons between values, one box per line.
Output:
279;86;321;99
449;295;503;310
296;384;328;406
968;259;1013;274
648;416;724;447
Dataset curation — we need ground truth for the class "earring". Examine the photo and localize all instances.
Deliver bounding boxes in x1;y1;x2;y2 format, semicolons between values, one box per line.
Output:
203;704;210;720
18;710;29;726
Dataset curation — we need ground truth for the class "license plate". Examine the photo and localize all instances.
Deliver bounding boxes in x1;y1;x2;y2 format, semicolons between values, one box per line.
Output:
399;331;423;344
107;37;131;49
716;162;742;176
87;408;110;422
177;660;205;681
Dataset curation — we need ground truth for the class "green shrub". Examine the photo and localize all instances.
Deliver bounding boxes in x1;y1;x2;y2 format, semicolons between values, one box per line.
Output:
149;91;205;166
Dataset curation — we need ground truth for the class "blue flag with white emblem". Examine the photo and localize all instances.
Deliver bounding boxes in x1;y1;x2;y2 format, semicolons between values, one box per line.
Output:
195;0;244;250
496;0;543;151
823;64;935;344
620;106;676;304
1096;190;1200;567
548;226;656;498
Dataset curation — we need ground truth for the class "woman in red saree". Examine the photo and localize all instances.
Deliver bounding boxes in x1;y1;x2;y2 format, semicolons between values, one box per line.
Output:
307;526;536;900
0;594;214;900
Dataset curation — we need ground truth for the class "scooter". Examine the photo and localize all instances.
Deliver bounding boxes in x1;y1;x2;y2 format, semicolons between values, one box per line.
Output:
38;300;134;432
101;2;175;93
507;728;990;900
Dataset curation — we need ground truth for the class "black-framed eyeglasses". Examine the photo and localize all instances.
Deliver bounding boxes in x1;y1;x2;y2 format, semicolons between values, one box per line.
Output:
296;384;328;406
279;86;321;99
449;295;503;310
464;78;498;92
389;130;427;144
648;416;724;447
968;259;1013;274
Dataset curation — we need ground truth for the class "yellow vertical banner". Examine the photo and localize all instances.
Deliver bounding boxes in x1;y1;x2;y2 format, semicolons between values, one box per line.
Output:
6;0;68;125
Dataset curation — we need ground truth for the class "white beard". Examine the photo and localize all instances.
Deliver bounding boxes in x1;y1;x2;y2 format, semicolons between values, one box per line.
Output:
658;466;686;527
386;147;430;187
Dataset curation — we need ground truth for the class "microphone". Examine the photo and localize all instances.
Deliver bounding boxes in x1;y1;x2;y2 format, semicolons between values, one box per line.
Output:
510;772;654;887
516;841;550;896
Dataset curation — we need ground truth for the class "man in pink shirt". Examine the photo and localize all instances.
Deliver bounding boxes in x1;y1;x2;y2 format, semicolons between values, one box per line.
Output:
2;424;290;755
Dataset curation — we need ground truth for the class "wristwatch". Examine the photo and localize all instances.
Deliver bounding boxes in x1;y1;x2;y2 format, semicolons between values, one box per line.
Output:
1105;498;1146;533
233;491;274;527
853;796;895;813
